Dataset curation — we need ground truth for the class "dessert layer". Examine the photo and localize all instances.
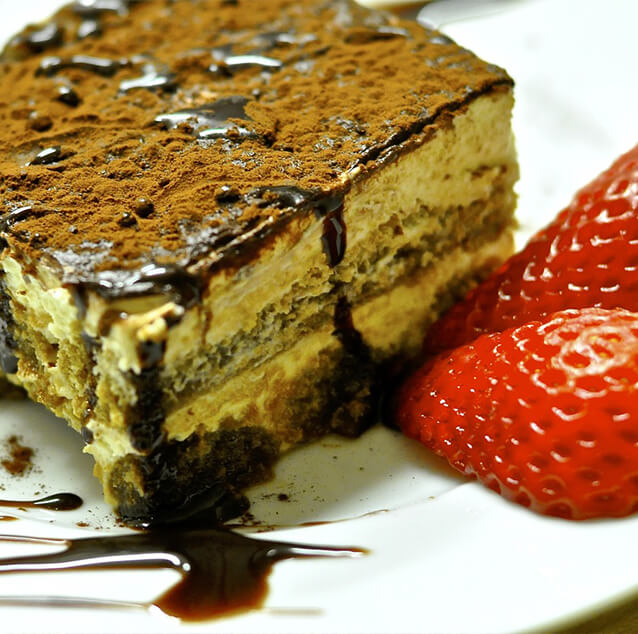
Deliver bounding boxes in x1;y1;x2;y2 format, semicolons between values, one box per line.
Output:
0;0;518;522
0;81;517;519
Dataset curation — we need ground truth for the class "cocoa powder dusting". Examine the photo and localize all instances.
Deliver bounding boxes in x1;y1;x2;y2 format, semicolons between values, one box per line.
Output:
2;435;34;476
0;0;511;289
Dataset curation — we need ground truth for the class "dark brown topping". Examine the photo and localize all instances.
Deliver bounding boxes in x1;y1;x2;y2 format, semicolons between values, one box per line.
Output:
0;0;512;299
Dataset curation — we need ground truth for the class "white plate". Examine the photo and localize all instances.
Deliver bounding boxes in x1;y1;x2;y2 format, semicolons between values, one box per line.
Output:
1;0;638;632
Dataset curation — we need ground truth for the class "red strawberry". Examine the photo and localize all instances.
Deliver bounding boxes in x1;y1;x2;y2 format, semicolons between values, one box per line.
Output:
396;307;638;519
425;144;638;355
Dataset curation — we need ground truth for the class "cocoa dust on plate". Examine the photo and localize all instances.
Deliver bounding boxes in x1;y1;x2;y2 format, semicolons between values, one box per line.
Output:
1;435;34;476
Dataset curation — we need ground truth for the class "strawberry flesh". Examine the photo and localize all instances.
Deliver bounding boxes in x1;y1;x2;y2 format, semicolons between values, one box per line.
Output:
397;308;638;520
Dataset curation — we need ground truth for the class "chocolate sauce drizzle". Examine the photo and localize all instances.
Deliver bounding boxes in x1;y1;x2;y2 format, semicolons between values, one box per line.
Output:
333;296;370;361
0;206;36;231
205;31;318;78
315;197;347;268
0;279;18;375
119;64;177;93
248;185;314;209
209;52;283;77
0;493;83;511
72;263;201;313
242;187;347;266
22;23;64;53
56;85;81;107
154;96;256;140
345;25;410;44
0;529;363;621
254;30;306;49
71;0;133;17
77;19;103;40
29;146;65;166
37;55;123;77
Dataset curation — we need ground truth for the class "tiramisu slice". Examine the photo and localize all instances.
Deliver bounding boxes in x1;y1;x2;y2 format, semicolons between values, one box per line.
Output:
0;0;517;523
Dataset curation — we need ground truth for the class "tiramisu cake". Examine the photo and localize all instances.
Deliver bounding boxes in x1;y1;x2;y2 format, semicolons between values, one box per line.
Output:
0;0;517;523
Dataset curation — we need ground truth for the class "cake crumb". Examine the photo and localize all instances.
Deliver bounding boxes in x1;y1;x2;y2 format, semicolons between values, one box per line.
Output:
2;435;34;476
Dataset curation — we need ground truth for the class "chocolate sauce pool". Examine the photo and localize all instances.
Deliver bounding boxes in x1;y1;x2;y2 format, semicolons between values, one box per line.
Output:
0;527;363;621
0;461;362;622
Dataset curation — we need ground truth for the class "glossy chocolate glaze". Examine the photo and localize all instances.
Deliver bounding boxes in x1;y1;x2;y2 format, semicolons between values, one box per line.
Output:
70;263;202;310
77;19;103;40
317;198;347;267
154;95;258;140
30;146;66;166
0;527;363;621
37;54;123;77
119;64;177;93
13;23;64;54
71;0;135;17
56;85;81;106
0;206;37;233
209;49;284;76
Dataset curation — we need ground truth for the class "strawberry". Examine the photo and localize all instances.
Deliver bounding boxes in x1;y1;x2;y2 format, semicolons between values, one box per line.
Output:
396;307;638;519
425;143;638;355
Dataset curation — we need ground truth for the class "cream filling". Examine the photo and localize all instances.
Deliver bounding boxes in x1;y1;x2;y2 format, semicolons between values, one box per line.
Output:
86;230;513;475
89;91;516;378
